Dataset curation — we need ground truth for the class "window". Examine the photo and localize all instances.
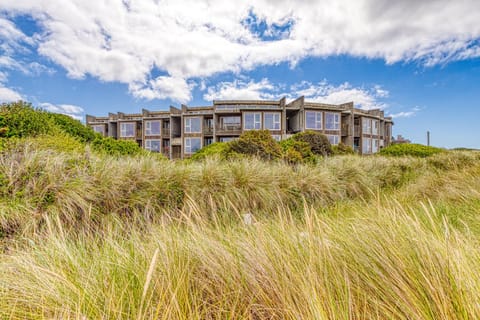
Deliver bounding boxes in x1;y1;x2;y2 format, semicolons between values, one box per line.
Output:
145;139;161;152
184;137;201;154
271;135;282;142
372;139;379;153
362;138;372;154
145;120;161;135
325;113;340;130
244;112;261;130
219;137;237;142
120;122;135;137
372;120;379;135
184;117;201;133
362;118;372;134
204;137;213;146
92;125;105;135
264;113;281;130
327;134;340;145
305;111;322;130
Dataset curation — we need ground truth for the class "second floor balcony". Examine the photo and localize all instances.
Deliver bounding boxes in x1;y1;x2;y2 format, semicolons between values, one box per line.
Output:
216;123;242;134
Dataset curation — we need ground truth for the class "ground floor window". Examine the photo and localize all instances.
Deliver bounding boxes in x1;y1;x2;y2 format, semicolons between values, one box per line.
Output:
326;134;339;145
362;138;372;154
145;139;161;152
185;137;202;154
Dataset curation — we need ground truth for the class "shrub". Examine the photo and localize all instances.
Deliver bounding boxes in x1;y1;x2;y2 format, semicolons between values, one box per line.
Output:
280;138;315;164
332;142;355;155
0;101;54;138
47;113;97;143
292;130;332;156
380;143;444;158
190;142;232;161
229;130;282;160
91;137;145;156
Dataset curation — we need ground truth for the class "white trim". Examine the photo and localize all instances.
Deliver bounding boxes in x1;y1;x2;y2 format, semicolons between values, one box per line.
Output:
305;111;323;130
145;120;161;135
184;117;202;133
243;112;261;130
264;112;281;130
184;137;202;154
325;112;340;130
120;122;135;137
145;139;161;152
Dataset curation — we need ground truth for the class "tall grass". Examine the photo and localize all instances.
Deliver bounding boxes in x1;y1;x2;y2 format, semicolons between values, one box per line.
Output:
0;142;480;319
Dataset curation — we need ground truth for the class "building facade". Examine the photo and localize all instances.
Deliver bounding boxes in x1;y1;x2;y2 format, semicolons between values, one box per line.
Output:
86;97;393;159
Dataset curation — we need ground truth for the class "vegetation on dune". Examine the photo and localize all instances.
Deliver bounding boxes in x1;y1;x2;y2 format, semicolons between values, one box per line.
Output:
1;100;480;319
0;101;146;156
380;143;444;157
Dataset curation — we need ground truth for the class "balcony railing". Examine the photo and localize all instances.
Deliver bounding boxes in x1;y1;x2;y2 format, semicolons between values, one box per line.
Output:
216;124;242;134
162;147;170;156
162;128;170;136
341;123;349;136
203;126;214;135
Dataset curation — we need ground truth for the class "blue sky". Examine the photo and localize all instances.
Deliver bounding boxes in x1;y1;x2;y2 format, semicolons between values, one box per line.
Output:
1;1;480;148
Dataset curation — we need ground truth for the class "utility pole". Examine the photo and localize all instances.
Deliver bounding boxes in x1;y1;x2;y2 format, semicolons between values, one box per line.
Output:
427;131;430;146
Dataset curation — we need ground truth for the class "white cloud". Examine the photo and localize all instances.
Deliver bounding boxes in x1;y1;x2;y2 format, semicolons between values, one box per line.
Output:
1;0;480;102
204;77;389;110
0;85;22;103
129;76;194;103
388;107;421;119
39;102;84;120
203;78;277;101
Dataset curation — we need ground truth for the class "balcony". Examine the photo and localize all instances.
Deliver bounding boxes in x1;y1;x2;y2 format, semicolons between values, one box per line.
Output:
354;125;361;137
341;123;349;136
216;124;242;135
171;137;182;145
203;126;214;135
162;147;170;156
162;128;170;136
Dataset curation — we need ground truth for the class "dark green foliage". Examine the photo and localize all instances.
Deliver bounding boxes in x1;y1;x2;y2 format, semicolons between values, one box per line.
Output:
190;142;232;161
292;130;332;156
229;130;282;160
91;137;145;156
332;143;355;155
47;113;97;142
380;143;444;158
280;138;315;164
0;101;54;138
0;101;147;157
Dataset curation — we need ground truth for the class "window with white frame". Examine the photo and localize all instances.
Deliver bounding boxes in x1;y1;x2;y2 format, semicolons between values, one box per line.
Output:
120;122;135;137
372;120;379;135
184;117;201;133
326;134;340;145
362;138;372;154
145;139;161;152
362;118;372;134
184;137;201;154
92;125;105;135
145;120;161;135
244;112;261;130
271;135;282;142
372;139;379;153
264;113;281;130
305;111;322;130
325;113;340;130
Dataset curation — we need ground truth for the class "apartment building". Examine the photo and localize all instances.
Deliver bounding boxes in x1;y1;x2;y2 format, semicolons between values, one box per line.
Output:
86;96;393;159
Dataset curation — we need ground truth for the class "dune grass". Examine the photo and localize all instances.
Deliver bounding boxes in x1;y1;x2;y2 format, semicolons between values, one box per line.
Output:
0;143;480;319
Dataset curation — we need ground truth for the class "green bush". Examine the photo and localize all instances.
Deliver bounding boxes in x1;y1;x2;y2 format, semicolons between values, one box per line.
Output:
280;138;315;164
190;142;232;161
91;137;146;156
292;130;332;156
332;143;355;155
47;113;97;142
0;101;54;138
229;130;282;160
379;143;444;158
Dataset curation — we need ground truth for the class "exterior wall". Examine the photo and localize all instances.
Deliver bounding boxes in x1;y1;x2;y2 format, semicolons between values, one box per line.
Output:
86;97;394;158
